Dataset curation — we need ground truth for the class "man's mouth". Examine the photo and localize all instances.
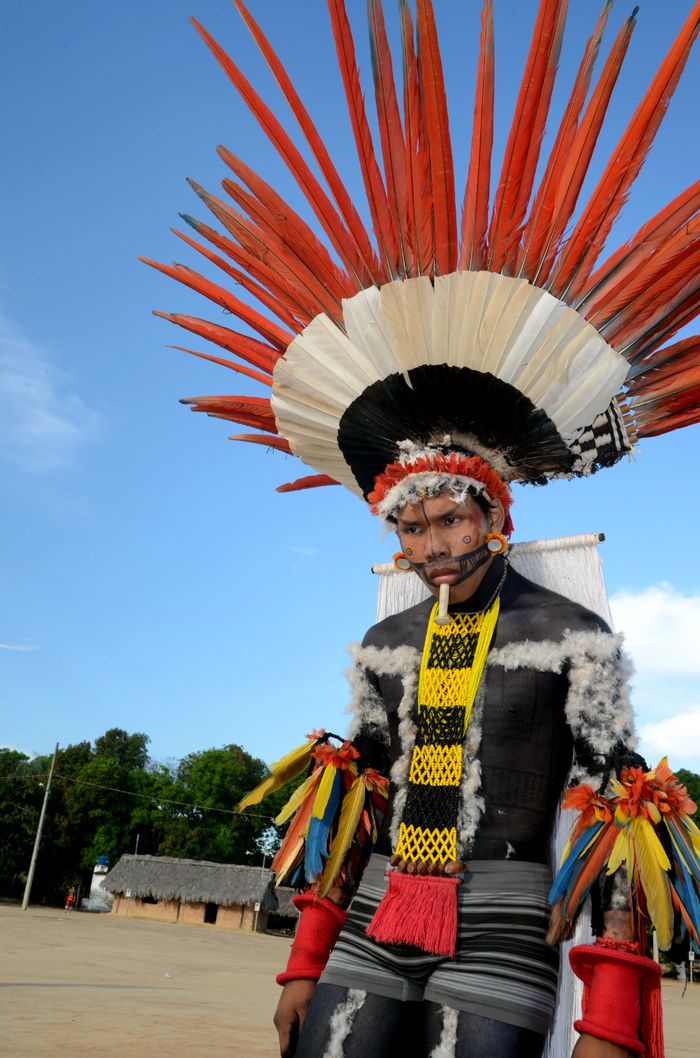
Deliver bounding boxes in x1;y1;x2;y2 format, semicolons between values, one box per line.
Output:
426;565;459;583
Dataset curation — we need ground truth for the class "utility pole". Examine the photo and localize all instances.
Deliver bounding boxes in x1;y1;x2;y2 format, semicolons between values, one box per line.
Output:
22;742;59;911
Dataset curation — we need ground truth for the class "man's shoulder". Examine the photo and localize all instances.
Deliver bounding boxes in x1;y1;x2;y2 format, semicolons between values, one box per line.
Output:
501;567;612;639
361;596;433;652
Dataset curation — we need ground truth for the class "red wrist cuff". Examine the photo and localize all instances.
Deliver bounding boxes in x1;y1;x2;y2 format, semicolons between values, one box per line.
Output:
570;942;663;1058
276;895;347;986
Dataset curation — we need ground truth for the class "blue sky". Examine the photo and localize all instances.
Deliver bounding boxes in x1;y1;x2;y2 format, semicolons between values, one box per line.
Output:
2;1;699;773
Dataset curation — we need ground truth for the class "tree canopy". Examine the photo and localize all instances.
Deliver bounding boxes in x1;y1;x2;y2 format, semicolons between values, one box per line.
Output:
0;729;281;906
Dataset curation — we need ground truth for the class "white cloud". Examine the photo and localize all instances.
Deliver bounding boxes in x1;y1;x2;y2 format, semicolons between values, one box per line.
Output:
288;545;320;557
0;312;102;470
610;583;700;771
0;642;36;652
638;709;700;770
610;583;700;678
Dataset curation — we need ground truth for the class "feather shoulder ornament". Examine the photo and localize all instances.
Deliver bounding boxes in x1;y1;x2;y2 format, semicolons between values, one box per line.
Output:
238;731;389;896
146;0;700;504
549;758;700;951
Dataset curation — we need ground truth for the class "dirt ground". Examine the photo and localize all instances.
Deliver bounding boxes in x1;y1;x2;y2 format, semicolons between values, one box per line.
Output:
1;906;698;1058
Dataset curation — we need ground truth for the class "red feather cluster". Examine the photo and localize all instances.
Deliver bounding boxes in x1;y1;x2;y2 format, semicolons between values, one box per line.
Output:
368;451;514;536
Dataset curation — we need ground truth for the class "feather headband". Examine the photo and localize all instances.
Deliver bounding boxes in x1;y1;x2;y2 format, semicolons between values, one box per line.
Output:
144;0;700;510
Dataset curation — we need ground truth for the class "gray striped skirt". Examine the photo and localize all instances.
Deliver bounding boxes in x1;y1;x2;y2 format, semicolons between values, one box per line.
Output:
320;855;559;1036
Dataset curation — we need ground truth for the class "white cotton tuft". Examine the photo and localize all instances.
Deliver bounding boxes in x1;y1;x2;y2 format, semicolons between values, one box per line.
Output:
429;1006;459;1058
324;989;367;1058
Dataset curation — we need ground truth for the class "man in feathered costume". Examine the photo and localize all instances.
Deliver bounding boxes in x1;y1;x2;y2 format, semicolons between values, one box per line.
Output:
145;2;700;1056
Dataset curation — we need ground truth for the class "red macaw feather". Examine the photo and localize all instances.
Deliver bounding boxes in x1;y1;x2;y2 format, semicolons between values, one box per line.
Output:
598;246;700;350
626;336;700;383
488;0;566;273
626;290;700;365
368;0;410;274
220;177;344;323
189;180;325;322
142;258;293;351
170;345;273;388
564;823;617;921
217;146;355;300
171;225;306;332
550;1;700;301
519;0;618;284
400;0;433;276
459;0;494;271
191;17;379;291
230;433;293;454
179;196;315;328
232;0;381;289
276;474;341;493
579;181;700;314
327;0;397;278
181;395;277;434
271;775;320;880
416;0;457;276
152;312;281;373
609;252;700;350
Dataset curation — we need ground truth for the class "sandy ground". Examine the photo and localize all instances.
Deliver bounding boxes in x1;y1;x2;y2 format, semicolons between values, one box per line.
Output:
1;905;698;1058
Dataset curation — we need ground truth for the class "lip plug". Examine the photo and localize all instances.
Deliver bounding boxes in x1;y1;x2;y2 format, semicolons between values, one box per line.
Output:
434;582;452;625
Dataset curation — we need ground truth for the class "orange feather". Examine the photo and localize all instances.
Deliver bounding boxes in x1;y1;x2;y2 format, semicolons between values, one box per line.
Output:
518;0;613;282
488;0;567;273
141;258;293;351
416;0;457;276
399;0;433;276
459;0;494;271
181;395;278;434
579;181;700;314
171;226;306;332
169;345;273;388
276;474;341;493
217;146;355;300
230;433;293;454
327;0;397;278
152;312;280;373
564;823;617;921
550;1;700;301
368;0;409;274
232;0;381;288
220;176;344;323
190;17;379;290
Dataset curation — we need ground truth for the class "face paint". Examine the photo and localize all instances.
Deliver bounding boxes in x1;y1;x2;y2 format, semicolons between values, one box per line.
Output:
409;543;491;588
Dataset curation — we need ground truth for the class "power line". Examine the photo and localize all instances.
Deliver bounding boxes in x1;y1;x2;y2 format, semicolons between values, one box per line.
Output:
0;771;278;823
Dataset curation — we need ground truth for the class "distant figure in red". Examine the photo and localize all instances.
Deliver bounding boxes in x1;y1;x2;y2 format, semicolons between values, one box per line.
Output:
64;885;76;913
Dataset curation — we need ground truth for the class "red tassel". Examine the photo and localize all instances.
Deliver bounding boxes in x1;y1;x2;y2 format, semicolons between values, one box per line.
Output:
570;941;664;1058
366;871;459;957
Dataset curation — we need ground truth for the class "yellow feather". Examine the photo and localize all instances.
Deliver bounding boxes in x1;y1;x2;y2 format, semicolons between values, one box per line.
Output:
317;776;367;898
606;827;631;877
275;768;321;825
631;816;673;950
312;761;339;820
238;739;316;811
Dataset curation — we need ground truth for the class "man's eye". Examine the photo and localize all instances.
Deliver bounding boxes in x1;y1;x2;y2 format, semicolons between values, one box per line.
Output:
444;516;460;526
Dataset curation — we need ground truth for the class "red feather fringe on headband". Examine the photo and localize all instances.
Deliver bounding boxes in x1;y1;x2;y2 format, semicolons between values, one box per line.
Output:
368;451;514;536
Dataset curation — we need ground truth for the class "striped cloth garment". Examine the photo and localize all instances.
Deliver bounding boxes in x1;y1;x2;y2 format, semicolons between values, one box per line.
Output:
320;854;559;1036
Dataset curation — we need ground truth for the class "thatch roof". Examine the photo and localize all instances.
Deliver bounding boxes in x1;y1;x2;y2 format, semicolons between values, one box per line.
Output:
273;887;300;919
104;855;277;910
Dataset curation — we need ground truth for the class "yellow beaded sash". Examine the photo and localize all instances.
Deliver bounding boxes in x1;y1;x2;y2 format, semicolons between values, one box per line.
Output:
393;599;500;866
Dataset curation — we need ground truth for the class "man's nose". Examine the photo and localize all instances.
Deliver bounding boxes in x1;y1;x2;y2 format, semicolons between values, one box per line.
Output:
427;531;451;559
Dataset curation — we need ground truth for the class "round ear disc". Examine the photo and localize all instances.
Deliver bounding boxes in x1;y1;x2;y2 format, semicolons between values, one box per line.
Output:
393;552;413;571
486;532;509;556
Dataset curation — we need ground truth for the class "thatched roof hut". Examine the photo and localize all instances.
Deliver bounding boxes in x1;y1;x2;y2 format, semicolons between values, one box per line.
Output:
104;854;278;911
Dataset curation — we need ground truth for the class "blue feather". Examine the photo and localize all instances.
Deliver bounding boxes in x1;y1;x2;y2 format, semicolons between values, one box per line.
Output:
549;822;604;905
304;769;343;882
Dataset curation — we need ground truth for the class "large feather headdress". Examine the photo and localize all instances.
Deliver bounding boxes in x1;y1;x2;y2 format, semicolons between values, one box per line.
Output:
143;0;700;508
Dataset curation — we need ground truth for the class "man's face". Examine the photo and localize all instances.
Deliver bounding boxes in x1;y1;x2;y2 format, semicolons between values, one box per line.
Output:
395;492;500;602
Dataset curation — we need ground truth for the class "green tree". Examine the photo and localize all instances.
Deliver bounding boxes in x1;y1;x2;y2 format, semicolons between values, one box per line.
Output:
676;769;700;820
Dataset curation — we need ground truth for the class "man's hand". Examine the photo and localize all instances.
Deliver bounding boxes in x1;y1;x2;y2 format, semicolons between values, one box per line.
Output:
273;979;316;1058
572;1034;633;1058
